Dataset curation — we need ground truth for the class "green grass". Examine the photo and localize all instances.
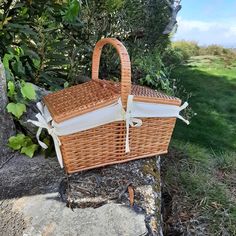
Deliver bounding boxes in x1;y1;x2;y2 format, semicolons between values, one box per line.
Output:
174;56;236;151
163;55;236;235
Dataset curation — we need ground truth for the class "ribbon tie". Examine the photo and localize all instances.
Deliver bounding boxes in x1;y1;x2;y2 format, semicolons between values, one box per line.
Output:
124;95;142;153
177;102;190;125
27;103;64;168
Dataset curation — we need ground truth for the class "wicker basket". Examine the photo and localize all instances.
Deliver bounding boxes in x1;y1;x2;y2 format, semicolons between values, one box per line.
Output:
43;38;182;174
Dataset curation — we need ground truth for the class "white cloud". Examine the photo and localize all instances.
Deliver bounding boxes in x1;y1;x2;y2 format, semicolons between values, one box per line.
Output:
174;17;236;47
179;19;212;32
225;26;236;38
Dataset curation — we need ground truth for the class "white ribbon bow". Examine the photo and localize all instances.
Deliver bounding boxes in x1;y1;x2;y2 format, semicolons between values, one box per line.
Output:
124;95;142;153
27;103;64;168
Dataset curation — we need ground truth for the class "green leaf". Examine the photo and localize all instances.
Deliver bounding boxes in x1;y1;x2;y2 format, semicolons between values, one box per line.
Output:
146;74;152;82
21;144;38;158
20;82;36;100
64;81;69;88
8;134;26;150
63;0;80;22
7;81;16;98
32;59;40;69
3;53;14;70
23;135;34;146
12;59;25;75
8;133;38;157
6;102;26;118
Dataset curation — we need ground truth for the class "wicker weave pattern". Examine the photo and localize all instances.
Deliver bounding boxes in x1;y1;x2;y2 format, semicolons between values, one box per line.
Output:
101;80;181;105
43;80;119;123
60;117;176;173
43;38;181;173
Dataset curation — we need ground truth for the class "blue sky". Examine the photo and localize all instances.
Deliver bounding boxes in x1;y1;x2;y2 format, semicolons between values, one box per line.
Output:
174;0;236;47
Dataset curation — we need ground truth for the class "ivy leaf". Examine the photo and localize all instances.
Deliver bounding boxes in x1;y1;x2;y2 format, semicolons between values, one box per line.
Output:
21;144;38;158
3;53;14;70
7;81;16;98
8;133;38;158
23;135;34;146
6;102;26;118
8;134;26;150
20;82;36;100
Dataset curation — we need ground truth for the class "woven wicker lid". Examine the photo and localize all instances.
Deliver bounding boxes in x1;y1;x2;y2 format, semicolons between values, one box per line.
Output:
43;80;119;123
101;80;181;106
43;79;181;123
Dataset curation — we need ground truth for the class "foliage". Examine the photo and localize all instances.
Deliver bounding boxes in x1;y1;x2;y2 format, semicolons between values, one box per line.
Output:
200;44;232;56
5;77;38;156
162;45;185;67
62;0;81;23
169;41;236;67
135;47;193;99
135;49;176;95
8;133;38;157
172;40;200;61
20;81;36;100
0;0;173;90
199;45;236;67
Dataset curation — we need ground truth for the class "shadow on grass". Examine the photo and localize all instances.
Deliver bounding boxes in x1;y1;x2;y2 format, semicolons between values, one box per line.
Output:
173;65;236;151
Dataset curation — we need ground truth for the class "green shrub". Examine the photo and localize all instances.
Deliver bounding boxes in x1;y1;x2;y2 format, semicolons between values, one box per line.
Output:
172;40;200;60
0;0;173;90
199;45;236;67
162;46;185;67
200;45;236;58
200;45;227;56
135;48;177;96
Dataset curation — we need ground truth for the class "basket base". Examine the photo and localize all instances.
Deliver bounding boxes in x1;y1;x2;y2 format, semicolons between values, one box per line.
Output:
65;151;167;174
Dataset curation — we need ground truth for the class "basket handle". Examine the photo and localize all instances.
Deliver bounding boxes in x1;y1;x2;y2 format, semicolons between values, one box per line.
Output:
92;38;131;108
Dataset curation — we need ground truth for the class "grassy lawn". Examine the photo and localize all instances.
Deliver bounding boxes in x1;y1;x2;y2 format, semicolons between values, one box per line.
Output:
162;55;236;235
